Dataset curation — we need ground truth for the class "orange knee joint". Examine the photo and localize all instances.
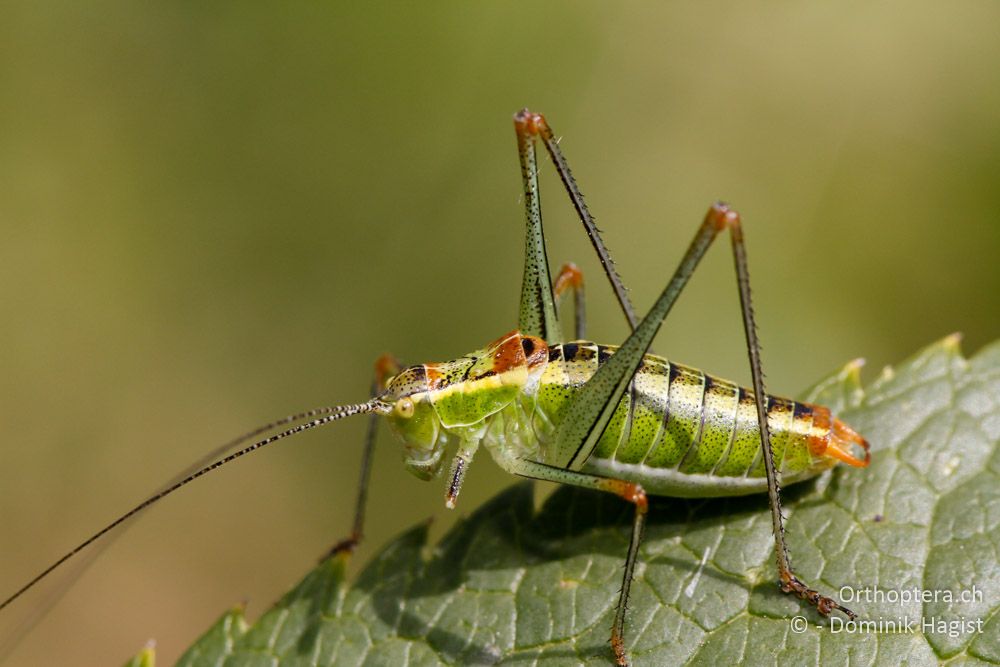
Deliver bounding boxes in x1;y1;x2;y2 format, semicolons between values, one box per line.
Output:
598;479;648;513
514;108;549;137
708;201;742;232
374;354;403;390
553;262;584;297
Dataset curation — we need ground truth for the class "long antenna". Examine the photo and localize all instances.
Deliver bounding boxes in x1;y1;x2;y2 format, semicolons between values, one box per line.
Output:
0;399;386;613
0;404;367;661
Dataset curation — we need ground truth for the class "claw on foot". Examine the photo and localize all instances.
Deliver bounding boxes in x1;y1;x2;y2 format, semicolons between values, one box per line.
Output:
780;575;856;620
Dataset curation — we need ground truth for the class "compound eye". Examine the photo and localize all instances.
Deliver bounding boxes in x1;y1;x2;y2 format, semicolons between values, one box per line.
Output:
394;397;415;418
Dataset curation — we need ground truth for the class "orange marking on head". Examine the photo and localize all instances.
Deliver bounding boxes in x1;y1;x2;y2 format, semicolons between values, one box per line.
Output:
553;262;584;297
488;330;527;374
519;334;549;370
423;364;445;391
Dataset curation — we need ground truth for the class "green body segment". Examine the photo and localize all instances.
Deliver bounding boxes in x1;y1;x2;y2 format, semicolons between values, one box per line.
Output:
510;341;836;497
386;335;858;499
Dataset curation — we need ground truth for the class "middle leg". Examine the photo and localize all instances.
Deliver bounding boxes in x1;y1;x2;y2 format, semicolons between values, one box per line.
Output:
493;453;647;667
326;353;403;557
554;262;586;340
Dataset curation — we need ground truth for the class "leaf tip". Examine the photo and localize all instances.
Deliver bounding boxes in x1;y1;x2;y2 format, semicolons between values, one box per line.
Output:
844;364;867;410
124;641;156;667
801;356;868;408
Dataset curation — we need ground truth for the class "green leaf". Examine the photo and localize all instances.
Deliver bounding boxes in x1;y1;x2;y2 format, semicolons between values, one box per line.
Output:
122;643;156;667
169;336;999;666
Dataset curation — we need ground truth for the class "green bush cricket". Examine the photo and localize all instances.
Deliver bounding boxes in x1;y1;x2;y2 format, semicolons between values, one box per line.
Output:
0;109;871;666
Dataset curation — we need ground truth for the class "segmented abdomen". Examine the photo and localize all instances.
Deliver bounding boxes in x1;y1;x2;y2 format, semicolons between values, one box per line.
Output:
533;341;842;496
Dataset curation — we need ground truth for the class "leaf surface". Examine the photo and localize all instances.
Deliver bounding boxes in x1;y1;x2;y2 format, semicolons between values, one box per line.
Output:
173;336;1000;666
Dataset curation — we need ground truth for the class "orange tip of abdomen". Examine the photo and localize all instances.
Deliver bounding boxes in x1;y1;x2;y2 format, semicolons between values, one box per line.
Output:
826;418;871;467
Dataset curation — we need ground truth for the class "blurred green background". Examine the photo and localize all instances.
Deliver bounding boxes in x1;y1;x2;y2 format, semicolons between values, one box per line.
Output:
1;3;998;665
